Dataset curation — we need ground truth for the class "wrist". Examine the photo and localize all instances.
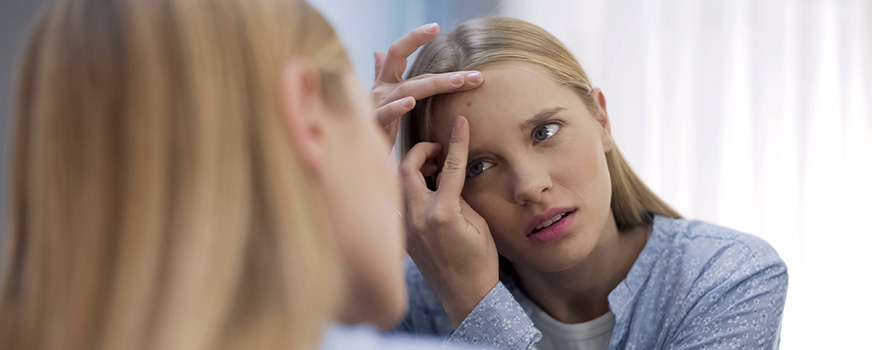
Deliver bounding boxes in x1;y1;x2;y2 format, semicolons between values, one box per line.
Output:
438;277;499;329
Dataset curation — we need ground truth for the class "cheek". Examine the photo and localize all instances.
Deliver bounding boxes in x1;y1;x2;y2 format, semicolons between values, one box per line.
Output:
559;134;604;177
462;184;518;242
556;141;613;211
461;187;495;220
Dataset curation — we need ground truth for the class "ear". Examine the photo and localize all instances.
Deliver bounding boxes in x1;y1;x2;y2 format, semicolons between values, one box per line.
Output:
590;88;614;152
280;60;327;178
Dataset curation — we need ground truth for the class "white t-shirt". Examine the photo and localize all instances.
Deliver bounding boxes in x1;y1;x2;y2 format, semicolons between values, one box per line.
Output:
529;304;615;350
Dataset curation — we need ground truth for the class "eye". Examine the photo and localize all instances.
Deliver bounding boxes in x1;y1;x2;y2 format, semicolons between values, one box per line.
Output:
532;123;561;143
466;160;495;178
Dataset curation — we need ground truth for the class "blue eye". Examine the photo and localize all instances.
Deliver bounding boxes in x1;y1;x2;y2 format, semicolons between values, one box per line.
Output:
533;123;560;143
466;160;494;178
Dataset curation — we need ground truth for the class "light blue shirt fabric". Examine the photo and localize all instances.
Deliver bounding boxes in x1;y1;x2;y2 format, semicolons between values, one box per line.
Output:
395;216;788;349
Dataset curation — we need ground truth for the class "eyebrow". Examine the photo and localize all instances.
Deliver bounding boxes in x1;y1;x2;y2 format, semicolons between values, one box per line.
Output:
518;107;566;131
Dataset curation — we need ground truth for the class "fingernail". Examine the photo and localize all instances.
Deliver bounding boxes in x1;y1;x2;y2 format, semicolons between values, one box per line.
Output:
423;23;438;33
466;72;481;84
448;73;462;85
402;96;415;108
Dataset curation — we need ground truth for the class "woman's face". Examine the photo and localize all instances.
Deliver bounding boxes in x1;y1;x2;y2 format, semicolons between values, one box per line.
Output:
432;62;615;272
319;73;406;328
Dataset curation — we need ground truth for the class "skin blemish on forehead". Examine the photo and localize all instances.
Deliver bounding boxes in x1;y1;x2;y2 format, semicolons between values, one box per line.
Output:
465;100;472;107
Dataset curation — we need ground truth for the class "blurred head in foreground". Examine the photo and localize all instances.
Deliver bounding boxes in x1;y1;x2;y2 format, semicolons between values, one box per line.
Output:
0;0;405;349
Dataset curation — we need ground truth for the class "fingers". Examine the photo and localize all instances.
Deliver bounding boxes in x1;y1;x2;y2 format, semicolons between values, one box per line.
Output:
399;142;443;201
379;23;440;83
421;162;437;178
383;71;483;103
436;116;470;200
376;96;415;128
375;71;483;130
374;51;387;80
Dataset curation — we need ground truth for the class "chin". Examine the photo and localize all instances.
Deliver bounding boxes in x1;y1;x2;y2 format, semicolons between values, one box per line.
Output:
520;242;597;272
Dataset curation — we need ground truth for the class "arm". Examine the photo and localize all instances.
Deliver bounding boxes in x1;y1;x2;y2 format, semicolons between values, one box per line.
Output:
446;282;541;350
666;245;788;349
395;259;541;350
378;24;535;349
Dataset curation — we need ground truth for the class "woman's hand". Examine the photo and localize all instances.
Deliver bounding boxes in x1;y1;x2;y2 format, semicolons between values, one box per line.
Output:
399;115;500;329
371;23;484;148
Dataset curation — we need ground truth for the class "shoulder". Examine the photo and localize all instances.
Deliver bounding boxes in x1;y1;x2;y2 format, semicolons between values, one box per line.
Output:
641;218;790;347
648;216;788;308
653;216;786;274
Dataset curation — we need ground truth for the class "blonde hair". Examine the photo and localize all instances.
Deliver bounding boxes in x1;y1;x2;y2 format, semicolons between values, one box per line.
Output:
401;17;680;230
1;0;350;349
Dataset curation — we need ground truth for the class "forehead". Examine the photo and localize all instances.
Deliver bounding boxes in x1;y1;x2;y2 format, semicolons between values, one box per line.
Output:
432;61;584;144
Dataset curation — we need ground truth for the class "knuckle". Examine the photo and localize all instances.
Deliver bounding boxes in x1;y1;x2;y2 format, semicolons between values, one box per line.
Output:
370;85;386;98
431;76;445;90
398;162;416;179
376;110;394;127
429;208;454;226
374;104;388;117
395;83;412;97
387;42;402;55
443;155;464;172
409;216;427;234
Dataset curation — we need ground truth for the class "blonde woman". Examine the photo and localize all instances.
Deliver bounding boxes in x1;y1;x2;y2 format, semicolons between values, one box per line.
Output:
0;0;482;349
386;17;788;349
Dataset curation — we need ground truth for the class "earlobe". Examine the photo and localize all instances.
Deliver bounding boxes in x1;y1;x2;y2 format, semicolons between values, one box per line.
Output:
590;88;615;152
280;60;327;178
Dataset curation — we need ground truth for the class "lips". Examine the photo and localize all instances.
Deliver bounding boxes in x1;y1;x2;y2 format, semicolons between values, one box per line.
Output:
525;207;578;236
534;212;569;232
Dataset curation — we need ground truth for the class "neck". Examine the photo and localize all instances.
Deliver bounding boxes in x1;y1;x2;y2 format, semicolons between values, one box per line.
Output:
514;216;650;323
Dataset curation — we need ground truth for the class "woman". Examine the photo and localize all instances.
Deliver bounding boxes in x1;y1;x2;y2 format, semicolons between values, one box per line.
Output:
0;0;477;349
392;17;788;349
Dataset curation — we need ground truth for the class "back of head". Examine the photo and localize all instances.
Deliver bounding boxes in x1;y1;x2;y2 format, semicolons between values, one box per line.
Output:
401;17;680;230
1;0;350;349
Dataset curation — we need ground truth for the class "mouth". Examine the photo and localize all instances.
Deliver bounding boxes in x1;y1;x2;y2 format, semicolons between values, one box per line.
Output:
525;207;578;236
526;208;578;244
531;211;572;234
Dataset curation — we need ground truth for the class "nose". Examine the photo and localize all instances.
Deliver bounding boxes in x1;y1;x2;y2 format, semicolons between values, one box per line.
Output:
512;163;552;206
